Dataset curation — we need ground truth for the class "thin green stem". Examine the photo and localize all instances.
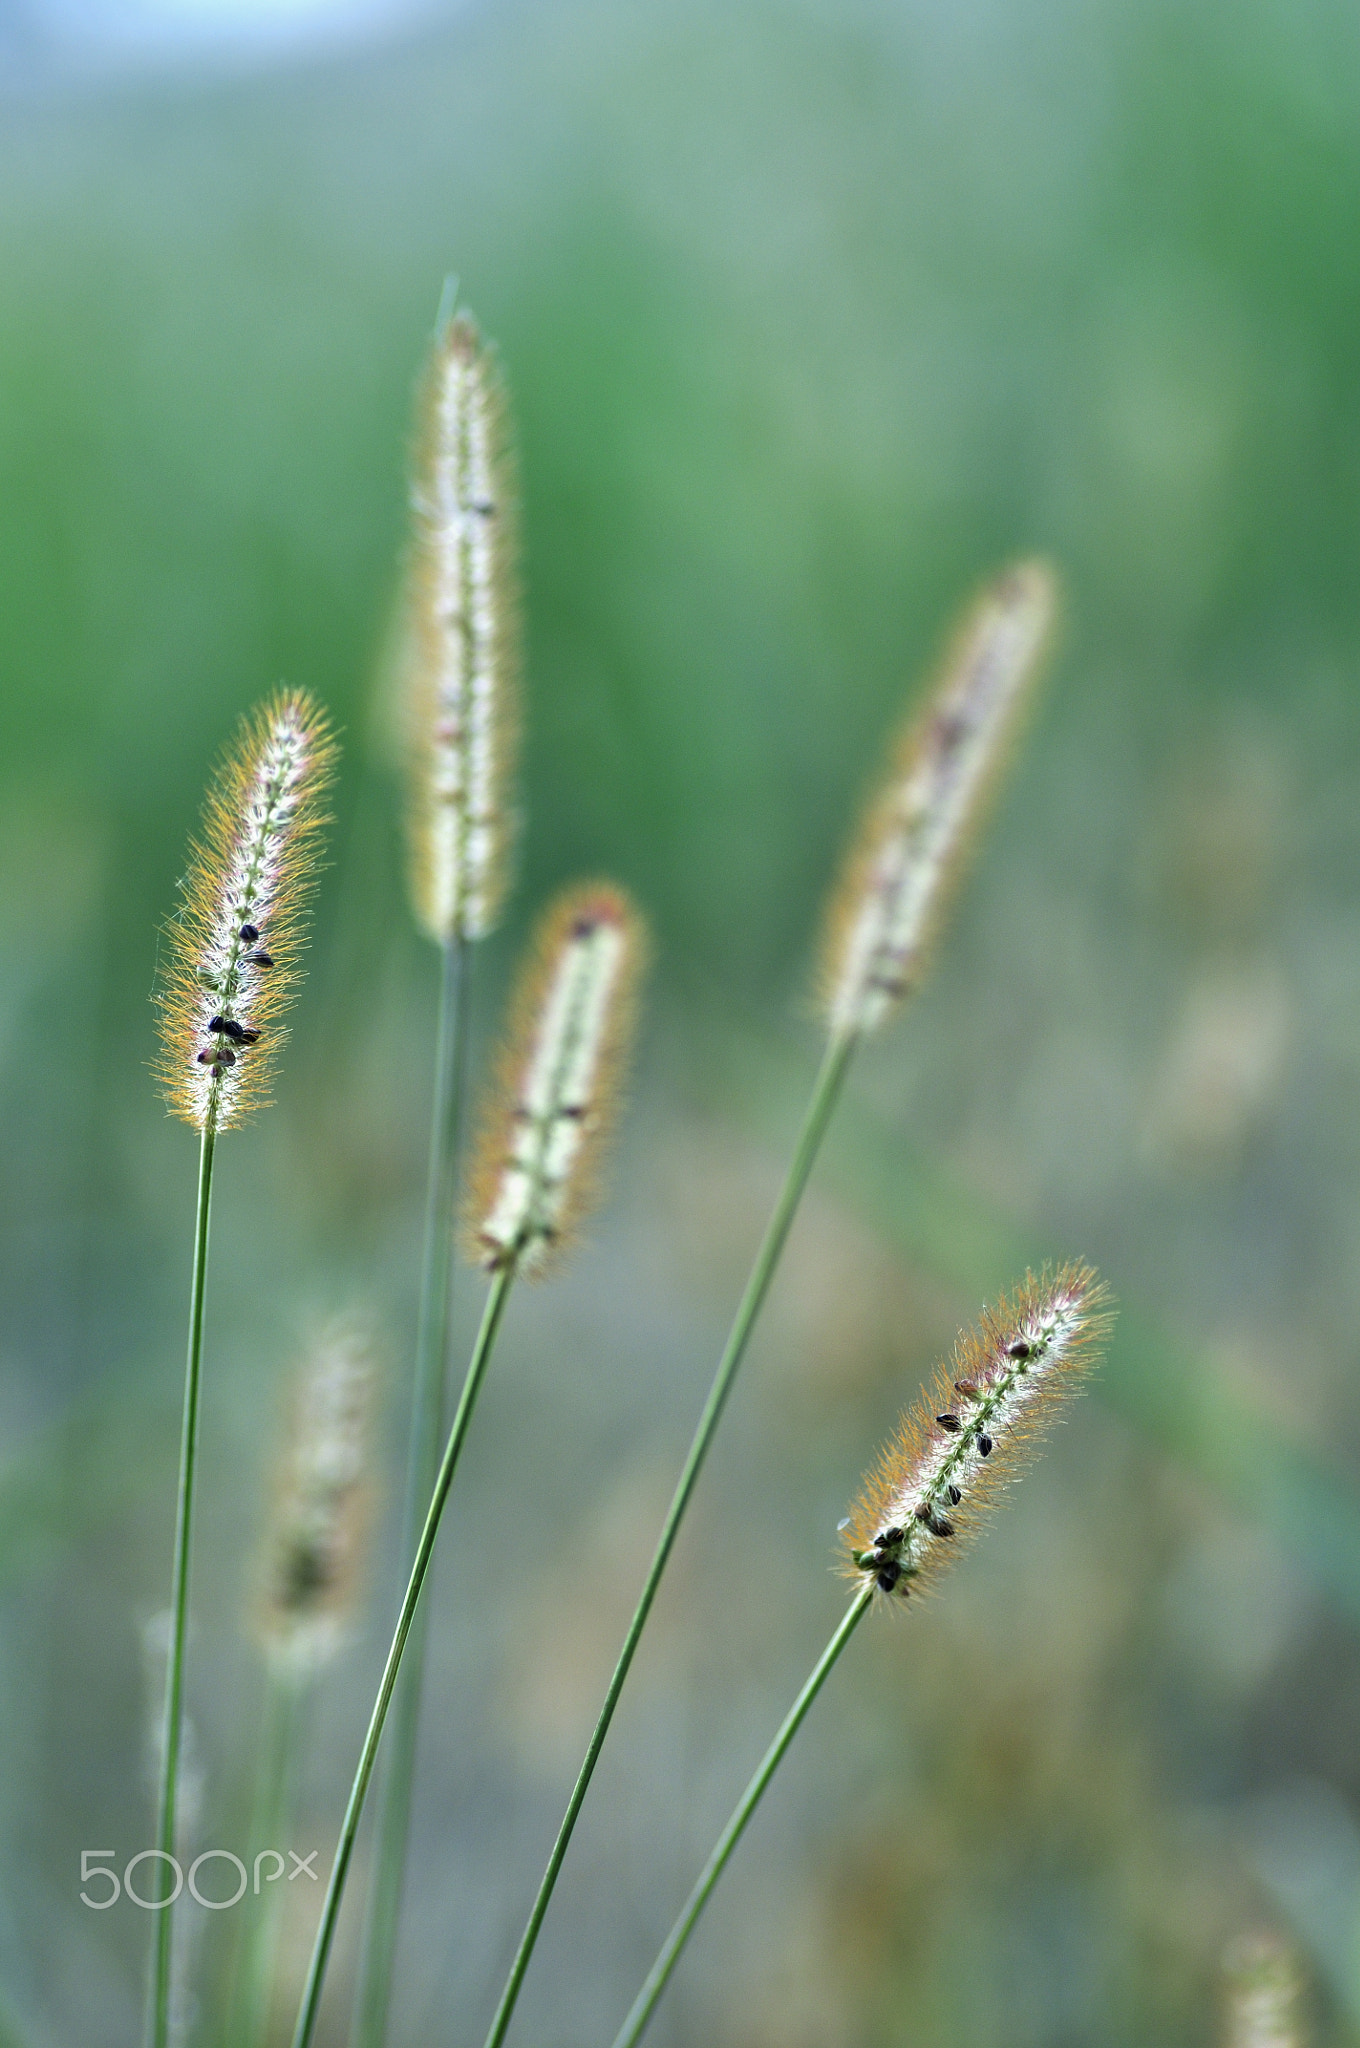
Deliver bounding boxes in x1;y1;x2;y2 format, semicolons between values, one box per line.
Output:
482;1029;857;2048
149;1122;217;2048
289;1265;516;2048
350;934;472;2048
229;1669;305;2048
610;1585;873;2048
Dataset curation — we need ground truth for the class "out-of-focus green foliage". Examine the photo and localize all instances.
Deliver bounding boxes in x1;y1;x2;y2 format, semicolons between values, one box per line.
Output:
3;1;1360;2042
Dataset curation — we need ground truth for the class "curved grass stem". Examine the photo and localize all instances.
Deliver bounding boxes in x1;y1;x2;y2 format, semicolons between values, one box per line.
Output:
350;935;472;2048
149;1123;217;2048
609;1585;873;2048
481;1029;857;2048
289;1264;516;2048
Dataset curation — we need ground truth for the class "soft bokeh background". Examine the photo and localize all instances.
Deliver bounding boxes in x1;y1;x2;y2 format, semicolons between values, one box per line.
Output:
3;0;1360;2041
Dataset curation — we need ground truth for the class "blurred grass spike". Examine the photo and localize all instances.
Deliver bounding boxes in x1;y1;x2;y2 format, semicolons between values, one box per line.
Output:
255;1315;377;1674
465;882;648;1276
820;558;1056;1039
155;689;337;1132
406;305;520;945
1223;1932;1307;2048
608;1263;1110;2048
231;1317;376;2048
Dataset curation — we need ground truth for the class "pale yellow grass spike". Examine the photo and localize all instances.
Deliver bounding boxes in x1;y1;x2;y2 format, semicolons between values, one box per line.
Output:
820;559;1056;1038
406;312;520;944
465;883;647;1276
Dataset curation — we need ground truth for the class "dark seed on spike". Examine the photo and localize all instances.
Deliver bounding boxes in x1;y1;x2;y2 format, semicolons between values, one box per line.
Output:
936;1413;960;1432
237;1028;260;1045
948;1485;961;1506
1006;1339;1034;1360
876;1560;902;1593
978;1434;993;1457
196;1049;217;1064
914;1503;932;1522
246;950;273;968
932;1515;955;1538
208;1015;227;1032
239;923;259;942
218;1019;247;1041
214;1046;236;1067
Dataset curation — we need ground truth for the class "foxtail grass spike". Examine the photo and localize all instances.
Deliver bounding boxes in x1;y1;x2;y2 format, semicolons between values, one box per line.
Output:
466;883;647;1276
255;1317;377;1676
156;691;337;1132
843;1261;1110;1598
610;1264;1111;2048
407;310;520;944
820;559;1055;1040
1223;1933;1307;2048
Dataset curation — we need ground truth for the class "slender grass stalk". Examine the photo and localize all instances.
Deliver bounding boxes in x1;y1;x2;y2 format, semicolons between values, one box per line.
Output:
150;1124;215;2048
229;1669;304;2048
610;1264;1111;2048
288;1265;516;2048
610;1584;873;2048
349;934;472;2048
480;1028;854;2048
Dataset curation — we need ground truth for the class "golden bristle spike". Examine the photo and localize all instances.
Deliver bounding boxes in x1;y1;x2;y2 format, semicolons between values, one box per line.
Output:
156;691;337;1133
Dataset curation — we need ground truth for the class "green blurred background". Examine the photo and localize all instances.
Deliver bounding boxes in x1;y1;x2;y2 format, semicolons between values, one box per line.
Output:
3;0;1360;2041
